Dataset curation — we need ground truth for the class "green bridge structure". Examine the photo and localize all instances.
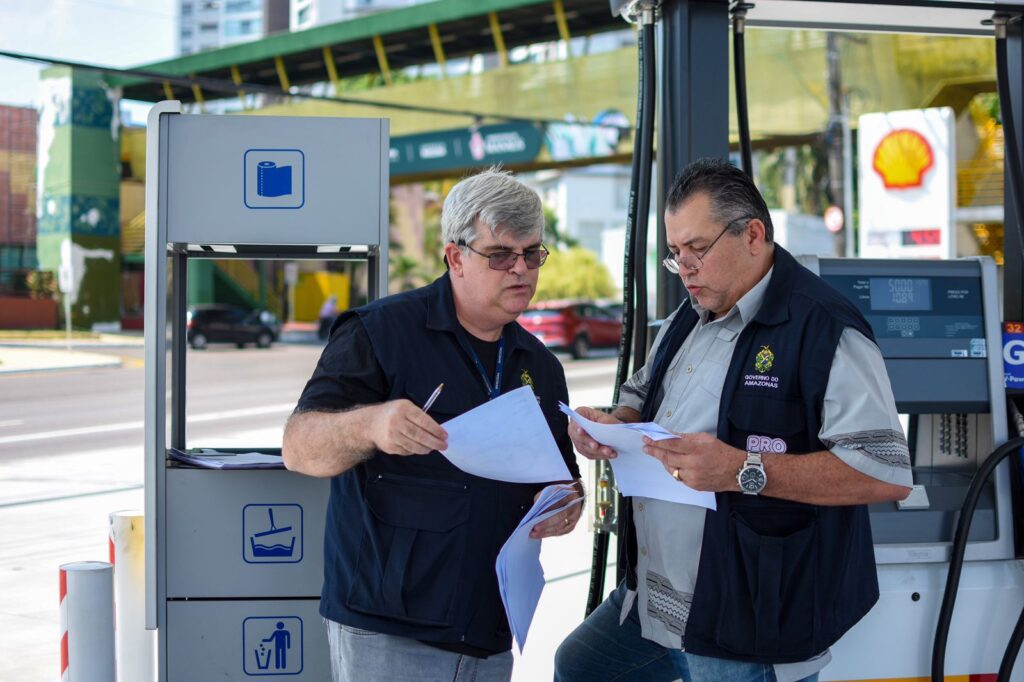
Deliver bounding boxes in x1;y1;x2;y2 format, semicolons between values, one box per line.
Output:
33;0;1006;327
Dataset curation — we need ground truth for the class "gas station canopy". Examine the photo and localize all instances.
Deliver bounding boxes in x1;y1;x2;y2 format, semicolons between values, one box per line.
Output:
115;0;624;104
743;0;1024;35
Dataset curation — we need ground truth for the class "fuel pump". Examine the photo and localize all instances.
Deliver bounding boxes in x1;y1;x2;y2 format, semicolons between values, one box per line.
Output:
592;1;1024;677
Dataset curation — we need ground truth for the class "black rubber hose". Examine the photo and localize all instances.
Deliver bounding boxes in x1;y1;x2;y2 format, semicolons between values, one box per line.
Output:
998;601;1024;681
587;11;656;618
931;436;1024;681
733;6;754;178
631;18;656;371
996;26;1024;267
584;530;610;617
932;30;1024;677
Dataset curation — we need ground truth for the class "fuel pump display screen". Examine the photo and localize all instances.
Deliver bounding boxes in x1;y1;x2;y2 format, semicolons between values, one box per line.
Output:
822;274;985;359
869;278;931;311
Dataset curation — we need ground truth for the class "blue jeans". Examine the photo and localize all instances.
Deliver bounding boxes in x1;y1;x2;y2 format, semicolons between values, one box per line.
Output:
554;583;819;682
326;619;513;682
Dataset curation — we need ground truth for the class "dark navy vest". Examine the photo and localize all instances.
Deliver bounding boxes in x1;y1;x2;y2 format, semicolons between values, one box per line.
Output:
627;246;880;663
319;274;572;654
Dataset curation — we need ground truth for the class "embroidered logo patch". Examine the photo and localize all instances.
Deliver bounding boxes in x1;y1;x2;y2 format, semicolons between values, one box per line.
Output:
754;345;774;374
520;369;534;388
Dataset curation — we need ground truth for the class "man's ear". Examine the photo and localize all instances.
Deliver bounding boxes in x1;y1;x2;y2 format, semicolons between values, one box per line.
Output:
746;218;768;253
444;242;464;276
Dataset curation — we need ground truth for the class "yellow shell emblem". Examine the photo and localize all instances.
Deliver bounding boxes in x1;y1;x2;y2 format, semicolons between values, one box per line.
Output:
520;369;534;388
754;345;774;374
872;128;934;190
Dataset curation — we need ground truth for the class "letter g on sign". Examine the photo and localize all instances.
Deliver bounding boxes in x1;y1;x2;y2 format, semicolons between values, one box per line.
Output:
1004;339;1024;366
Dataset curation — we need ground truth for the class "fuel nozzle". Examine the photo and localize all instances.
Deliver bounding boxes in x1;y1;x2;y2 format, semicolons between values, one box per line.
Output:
594;463;617;532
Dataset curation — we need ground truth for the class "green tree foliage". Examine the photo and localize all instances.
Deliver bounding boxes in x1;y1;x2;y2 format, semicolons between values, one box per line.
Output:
757;144;830;214
534;247;616;302
544;207;578;249
387;187;447;293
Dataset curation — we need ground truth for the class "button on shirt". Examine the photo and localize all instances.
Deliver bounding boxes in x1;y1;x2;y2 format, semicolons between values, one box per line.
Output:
616;266;912;681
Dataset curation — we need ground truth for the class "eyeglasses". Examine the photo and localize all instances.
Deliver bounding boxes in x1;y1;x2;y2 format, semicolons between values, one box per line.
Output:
457;240;550;270
662;217;751;274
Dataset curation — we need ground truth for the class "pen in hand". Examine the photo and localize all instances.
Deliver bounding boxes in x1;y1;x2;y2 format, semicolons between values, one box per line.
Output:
422;383;444;412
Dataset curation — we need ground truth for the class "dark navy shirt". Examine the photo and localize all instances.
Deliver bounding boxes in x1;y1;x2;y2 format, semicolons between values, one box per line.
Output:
295;278;579;657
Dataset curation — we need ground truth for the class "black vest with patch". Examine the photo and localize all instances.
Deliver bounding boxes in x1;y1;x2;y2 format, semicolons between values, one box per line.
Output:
319;274;573;654
627;246;880;663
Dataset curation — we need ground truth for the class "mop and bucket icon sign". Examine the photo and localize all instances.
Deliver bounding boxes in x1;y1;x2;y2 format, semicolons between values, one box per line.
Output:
250;508;295;558
243;504;302;563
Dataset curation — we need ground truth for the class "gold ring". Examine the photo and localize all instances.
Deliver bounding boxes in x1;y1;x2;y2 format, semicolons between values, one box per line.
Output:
672;468;680;481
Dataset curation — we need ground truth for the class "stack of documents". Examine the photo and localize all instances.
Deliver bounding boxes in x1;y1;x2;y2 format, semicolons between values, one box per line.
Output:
559;404;716;510
440;386;573;483
496;483;583;653
168;448;285;469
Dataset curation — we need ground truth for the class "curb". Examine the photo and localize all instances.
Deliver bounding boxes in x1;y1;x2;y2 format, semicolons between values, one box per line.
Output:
0;359;123;376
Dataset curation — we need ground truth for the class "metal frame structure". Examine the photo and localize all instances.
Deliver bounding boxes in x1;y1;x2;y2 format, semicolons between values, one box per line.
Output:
143;102;389;679
654;0;1024;324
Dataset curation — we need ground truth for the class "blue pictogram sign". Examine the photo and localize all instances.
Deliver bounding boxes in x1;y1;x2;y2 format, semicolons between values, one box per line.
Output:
244;149;305;209
256;161;292;197
1004;323;1024;389
243;616;302;676
243;504;303;564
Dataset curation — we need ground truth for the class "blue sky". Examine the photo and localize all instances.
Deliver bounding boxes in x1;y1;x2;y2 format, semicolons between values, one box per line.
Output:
0;0;177;117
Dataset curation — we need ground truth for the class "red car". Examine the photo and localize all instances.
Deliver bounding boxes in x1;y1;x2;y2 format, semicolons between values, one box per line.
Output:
518;301;623;359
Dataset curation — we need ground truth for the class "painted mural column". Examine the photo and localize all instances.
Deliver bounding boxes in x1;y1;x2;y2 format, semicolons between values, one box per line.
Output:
36;67;121;330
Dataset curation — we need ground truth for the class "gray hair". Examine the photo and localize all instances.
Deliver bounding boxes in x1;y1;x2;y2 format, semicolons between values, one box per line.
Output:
441;167;545;247
666;157;774;243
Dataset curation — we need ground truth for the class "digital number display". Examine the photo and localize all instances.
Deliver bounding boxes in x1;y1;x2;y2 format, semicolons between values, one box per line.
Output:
901;229;942;246
869;277;932;311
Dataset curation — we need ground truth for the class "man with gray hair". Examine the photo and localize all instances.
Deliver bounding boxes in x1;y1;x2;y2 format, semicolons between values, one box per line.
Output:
284;168;583;681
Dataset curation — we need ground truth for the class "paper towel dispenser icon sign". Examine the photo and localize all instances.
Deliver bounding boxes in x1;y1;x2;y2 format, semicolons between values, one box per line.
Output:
256;161;292;197
244;149;305;209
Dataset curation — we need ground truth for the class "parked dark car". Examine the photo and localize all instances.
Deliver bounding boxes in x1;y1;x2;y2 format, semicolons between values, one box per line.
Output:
518;300;623;359
186;304;280;350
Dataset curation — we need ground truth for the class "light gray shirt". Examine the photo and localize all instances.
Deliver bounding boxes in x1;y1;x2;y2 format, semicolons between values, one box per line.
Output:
616;266;911;681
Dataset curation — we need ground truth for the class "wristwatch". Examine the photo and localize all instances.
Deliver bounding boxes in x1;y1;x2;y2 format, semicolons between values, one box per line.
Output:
737;451;767;495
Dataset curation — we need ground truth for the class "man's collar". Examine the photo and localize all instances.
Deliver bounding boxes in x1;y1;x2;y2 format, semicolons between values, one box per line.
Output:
425;272;536;352
751;245;796;326
733;262;773;326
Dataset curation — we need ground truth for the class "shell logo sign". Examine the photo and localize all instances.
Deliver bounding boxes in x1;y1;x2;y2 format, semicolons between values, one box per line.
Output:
858;107;954;259
872;128;935;189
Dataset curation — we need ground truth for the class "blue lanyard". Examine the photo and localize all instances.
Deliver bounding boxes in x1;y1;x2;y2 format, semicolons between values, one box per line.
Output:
466;336;504;400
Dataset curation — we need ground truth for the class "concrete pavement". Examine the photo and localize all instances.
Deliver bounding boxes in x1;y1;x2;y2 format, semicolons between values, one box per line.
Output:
0;330;145;375
0;346;620;681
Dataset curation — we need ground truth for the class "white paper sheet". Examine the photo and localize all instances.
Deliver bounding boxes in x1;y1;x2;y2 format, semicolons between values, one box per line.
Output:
439;386;573;483
496;484;584;653
168;448;285;469
559;404;716;510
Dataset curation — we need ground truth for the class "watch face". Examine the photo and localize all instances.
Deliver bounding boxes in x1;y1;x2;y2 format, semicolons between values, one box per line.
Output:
739;467;766;493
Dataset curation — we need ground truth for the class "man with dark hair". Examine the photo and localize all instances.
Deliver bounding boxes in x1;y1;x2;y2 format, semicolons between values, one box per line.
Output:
284;168;583;681
554;157;911;681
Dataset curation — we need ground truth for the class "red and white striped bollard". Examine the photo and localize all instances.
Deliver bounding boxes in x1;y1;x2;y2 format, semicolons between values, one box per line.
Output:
59;561;115;682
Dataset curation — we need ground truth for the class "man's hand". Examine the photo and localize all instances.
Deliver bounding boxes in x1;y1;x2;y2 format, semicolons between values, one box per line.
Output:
567;407;621;460
370;399;448;456
529;481;584;539
643;432;744;493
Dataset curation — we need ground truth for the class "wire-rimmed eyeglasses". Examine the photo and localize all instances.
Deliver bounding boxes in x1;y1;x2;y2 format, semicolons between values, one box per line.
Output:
457;240;550;271
661;217;752;274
